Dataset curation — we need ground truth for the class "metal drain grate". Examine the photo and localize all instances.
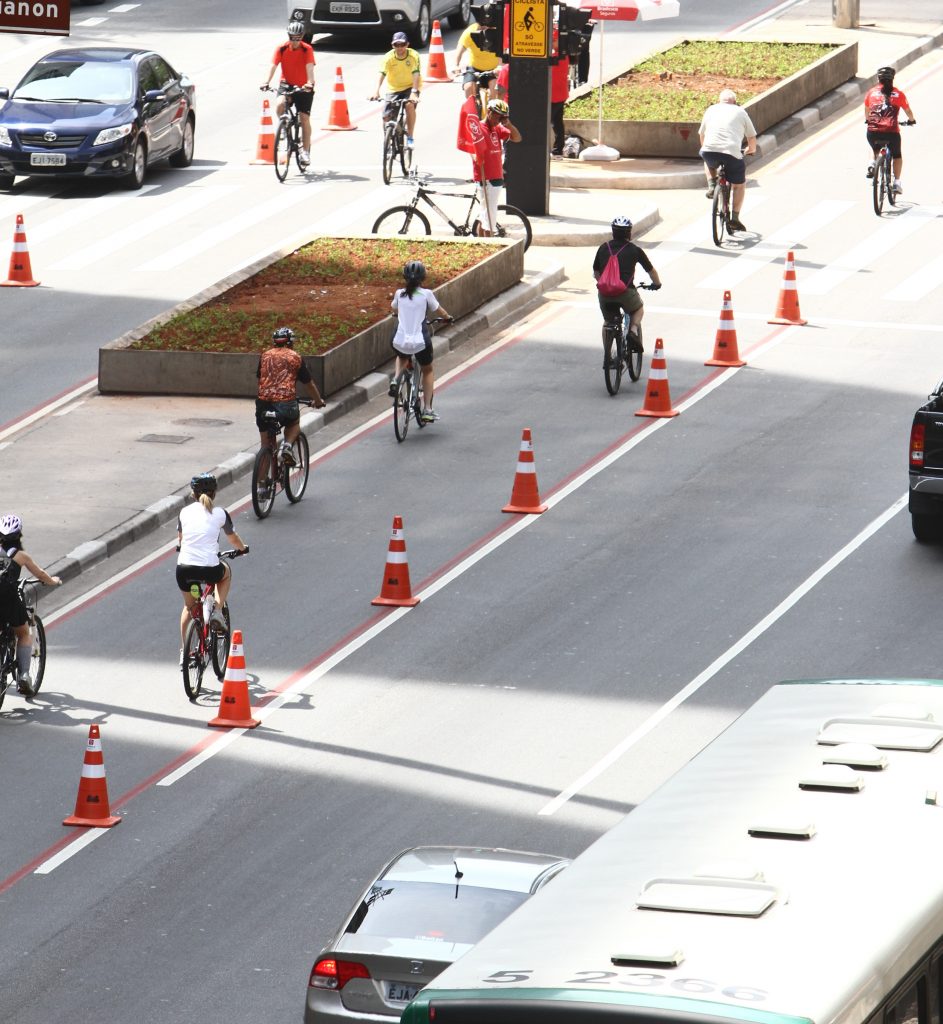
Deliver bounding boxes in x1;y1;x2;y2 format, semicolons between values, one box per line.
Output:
172;418;233;427
138;434;193;445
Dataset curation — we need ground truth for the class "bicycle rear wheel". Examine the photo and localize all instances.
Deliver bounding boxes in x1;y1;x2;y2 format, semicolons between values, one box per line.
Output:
211;604;231;680
602;324;622;396
372;206;431;237
274;120;291;183
711;185;727;245
284;431;310;502
413;371;426;429
626;315;643;382
886;154;897;207
251;446;278;519
872;154;885;215
183;617;206;701
382;123;396;185
393;373;411;442
18;614;45;696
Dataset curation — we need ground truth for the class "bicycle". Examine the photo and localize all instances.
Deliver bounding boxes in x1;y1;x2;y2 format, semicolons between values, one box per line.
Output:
871;120;913;216
263;84;311;183
0;579;45;709
392;317;451;442
251;399;316;519
710;161;734;247
180;549;247;702
379;95;413;185
372;171;532;250
457;68;495;118
601;283;655;396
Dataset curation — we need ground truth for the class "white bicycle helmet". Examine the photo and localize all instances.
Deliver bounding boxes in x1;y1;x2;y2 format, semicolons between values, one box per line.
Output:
0;513;22;535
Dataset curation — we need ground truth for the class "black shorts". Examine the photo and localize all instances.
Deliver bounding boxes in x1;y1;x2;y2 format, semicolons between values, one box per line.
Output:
463;69;496;87
287;89;313;116
255;399;300;432
176;563;226;592
392;323;433;367
867;130;902;159
383;88;413;117
0;591;27;628
700;148;746;185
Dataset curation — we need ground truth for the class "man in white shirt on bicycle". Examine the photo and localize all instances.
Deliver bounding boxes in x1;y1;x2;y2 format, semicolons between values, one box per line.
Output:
698;89;757;233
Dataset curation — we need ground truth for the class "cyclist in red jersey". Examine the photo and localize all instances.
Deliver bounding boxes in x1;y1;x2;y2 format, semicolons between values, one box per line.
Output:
864;66;915;195
263;22;316;165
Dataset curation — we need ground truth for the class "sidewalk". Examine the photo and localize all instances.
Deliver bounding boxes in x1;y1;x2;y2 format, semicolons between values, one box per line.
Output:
13;6;943;590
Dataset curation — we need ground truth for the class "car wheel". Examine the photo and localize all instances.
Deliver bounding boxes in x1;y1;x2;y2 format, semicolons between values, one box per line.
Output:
912;513;943;543
449;0;471;28
411;2;431;48
169;116;194;168
122;138;147;190
0;174;14;191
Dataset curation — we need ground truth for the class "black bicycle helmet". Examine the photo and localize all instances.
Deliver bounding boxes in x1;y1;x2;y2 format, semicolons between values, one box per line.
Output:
611;215;632;240
190;473;217;496
877;66;895;81
272;326;295;347
404;260;427;282
287;20;305;37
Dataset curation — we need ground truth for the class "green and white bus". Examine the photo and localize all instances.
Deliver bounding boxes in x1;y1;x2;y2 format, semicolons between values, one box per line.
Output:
404;679;943;1024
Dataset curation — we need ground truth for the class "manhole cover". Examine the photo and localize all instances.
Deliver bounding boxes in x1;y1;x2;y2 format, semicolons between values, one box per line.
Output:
138;434;193;445
172;418;233;427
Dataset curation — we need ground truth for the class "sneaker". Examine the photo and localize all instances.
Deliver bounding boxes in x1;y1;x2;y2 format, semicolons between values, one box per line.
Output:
17;671;31;694
210;606;228;630
420;407;439;423
627;330;643;354
705;182;716;199
279;441;296;468
865;163;875;179
406;137;414;149
893;181;903;194
178;648;185;668
728;216;746;232
299;149;310;165
388;377;398;398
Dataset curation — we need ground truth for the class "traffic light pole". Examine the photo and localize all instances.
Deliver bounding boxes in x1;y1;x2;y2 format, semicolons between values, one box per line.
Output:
505;57;551;216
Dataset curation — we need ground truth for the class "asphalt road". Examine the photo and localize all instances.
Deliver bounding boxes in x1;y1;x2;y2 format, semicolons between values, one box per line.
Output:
3;3;943;1023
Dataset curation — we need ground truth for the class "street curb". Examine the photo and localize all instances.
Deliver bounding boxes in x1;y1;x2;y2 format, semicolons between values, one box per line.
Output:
47;256;566;586
530;202;660;247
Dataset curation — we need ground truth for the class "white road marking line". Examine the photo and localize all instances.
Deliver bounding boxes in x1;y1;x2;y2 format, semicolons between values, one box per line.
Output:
725;0;808;34
47;184;240;270
52;402;84;417
74;16;108;25
0;191;56;222
33;827;112;874
29;184;159;245
887;251;943;302
539;492;909;815
651;196;768;269
108;3;140;10
0;378;97;444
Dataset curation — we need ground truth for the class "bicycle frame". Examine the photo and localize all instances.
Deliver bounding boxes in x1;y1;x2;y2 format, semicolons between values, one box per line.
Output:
410;182;479;235
0;579;46;706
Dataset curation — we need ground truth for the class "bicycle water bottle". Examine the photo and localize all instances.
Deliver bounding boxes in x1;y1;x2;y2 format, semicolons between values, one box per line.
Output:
202;592;213;626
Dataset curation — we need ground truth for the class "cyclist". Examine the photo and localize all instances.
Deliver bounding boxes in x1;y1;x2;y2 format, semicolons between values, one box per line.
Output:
698;88;756;233
256;326;325;468
370;32;422;150
465;98;521;237
389;260;453;424
0;513;61;692
262;22;316;165
592;217;661;352
865;66;915;195
176;475;248;664
452;10;503;101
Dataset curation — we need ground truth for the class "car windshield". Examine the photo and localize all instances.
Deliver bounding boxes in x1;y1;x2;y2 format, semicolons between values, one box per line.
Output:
14;61;134;104
344;881;528;945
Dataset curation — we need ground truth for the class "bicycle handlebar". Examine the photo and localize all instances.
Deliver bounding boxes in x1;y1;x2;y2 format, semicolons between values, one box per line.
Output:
220;548;248;559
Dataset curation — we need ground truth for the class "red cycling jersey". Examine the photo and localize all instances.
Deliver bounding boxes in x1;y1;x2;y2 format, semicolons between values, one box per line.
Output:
272;41;315;88
864;85;909;133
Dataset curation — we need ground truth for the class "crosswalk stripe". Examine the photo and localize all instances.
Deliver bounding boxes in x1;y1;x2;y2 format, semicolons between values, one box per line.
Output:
28;185;159;245
652;195;769;269
886;251;943;302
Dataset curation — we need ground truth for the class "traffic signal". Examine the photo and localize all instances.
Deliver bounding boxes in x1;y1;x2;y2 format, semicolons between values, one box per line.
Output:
557;4;593;59
470;1;503;52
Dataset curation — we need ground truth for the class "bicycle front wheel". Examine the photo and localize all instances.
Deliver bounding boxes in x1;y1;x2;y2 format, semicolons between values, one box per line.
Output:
711;185;727;245
602;324;622;396
872;156;885;215
382;124;396;185
293;123;308;173
252;446;278;519
284;431;310;502
393;373;411;442
626;316;643;382
372;206;431;237
183;617;206;701
211;604;232;680
274;120;292;183
19;614;46;695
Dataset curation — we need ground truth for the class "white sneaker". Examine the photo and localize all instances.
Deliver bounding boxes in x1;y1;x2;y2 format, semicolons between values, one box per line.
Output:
210;606;228;629
17;671;32;694
893;181;903;194
178;648;185;667
300;149;310;165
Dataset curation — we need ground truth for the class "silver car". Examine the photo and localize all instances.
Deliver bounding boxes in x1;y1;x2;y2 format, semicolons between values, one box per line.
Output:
304;845;569;1023
287;0;471;49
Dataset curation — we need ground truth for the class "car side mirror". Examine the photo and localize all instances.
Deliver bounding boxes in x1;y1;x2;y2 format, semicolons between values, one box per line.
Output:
143;89;166;103
0;88;9;100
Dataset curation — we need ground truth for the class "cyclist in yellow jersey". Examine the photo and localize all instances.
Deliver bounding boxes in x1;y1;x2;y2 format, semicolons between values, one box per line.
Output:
370;32;422;148
453;22;502;100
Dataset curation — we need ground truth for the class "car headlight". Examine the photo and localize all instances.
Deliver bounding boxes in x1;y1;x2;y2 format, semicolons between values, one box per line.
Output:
0;126;11;147
93;123;133;146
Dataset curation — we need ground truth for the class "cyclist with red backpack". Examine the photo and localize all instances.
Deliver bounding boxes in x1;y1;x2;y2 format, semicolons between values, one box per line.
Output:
592;216;661;352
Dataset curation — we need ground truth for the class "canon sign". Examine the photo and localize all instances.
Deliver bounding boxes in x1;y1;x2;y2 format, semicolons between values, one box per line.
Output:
0;0;70;35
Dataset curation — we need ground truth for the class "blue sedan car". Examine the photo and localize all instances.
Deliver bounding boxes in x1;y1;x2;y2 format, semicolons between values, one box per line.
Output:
0;48;195;191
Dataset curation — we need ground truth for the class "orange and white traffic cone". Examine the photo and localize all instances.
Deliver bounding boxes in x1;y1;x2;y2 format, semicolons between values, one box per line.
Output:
250;96;276;165
768;250;807;326
635;338;680;418
2;213;39;287
208;630;260;729
425;20;451;82
323;66;355;130
372;515;420;607
706;289;746;367
502;428;548;514
63;724;121;828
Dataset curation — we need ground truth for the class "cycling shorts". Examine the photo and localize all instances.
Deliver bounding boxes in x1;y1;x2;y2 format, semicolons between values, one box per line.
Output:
0;590;27;628
384;88;413;117
598;287;642;319
255;399;300;432
176;563;227;592
699;149;746;185
286;89;313;116
867;130;902;159
391;323;433;367
463;69;496;87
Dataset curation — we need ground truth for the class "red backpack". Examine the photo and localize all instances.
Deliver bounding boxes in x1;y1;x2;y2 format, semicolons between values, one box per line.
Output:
596;242;629;298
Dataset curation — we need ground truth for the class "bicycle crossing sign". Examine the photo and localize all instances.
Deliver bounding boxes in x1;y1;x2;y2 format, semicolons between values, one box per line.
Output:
510;0;550;57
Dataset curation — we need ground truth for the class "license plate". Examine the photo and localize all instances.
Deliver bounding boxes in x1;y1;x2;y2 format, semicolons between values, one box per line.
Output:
30;152;66;167
387;983;421;1003
329;2;361;11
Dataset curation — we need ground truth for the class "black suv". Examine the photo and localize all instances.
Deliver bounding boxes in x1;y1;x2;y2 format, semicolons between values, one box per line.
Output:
909;381;943;540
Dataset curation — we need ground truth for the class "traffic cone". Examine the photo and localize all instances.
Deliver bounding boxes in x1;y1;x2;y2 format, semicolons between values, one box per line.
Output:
635;338;680;418
502;428;548;514
2;213;39;287
63;724;121;828
768;250;807;326
426;20;450;82
323;66;355;130
250;96;276;165
706;290;746;367
208;630;260;729
372;515;420;607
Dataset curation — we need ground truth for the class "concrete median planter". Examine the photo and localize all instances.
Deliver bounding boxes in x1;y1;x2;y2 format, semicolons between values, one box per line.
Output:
98;236;524;398
564;40;857;159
